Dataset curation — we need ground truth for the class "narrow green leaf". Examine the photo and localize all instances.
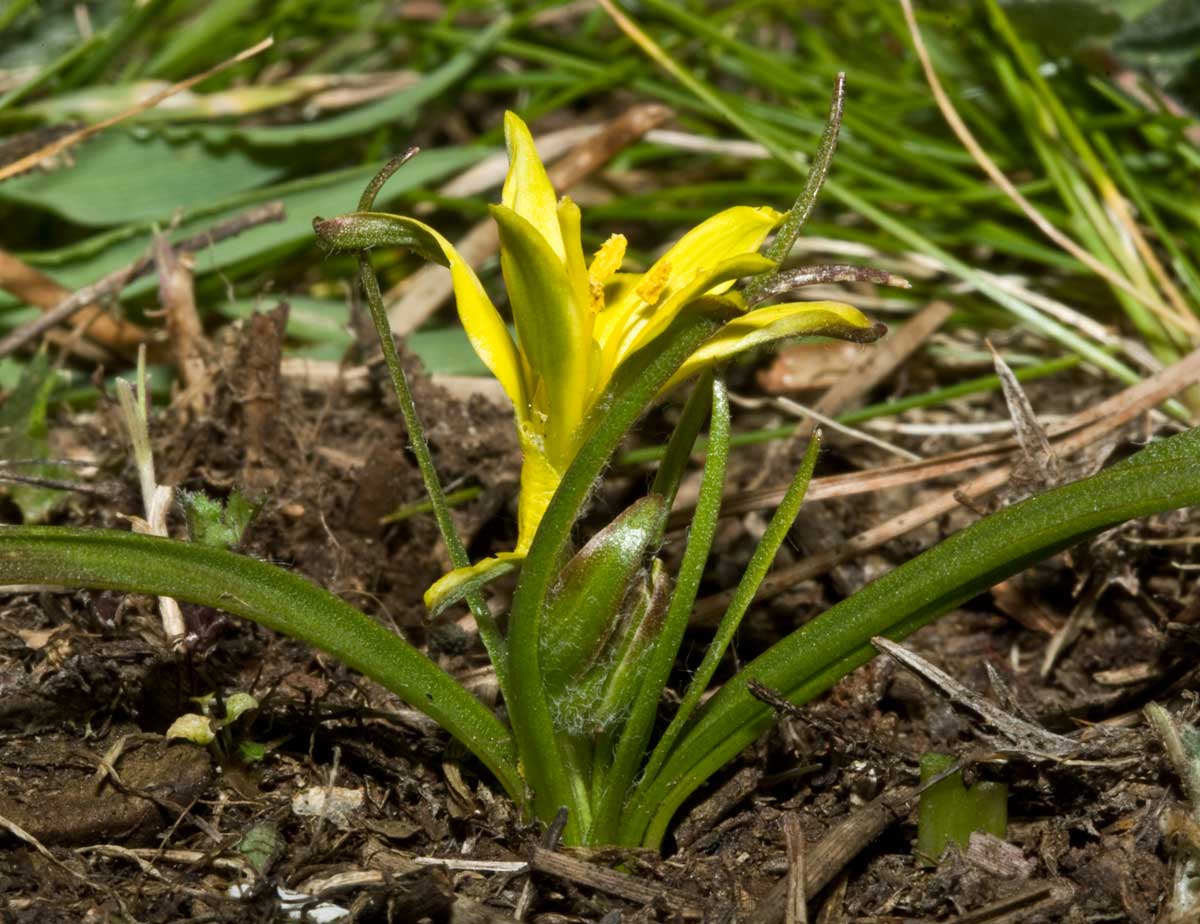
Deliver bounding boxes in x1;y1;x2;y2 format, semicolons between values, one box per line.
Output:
0;527;522;800
591;375;731;845
505;312;721;844
649;370;713;507
632;433;821;806
628;425;1200;848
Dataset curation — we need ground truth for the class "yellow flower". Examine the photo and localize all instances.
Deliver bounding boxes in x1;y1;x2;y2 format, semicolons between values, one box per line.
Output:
326;113;877;610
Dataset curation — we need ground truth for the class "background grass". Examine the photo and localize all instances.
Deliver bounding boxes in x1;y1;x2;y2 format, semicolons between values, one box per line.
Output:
1;0;1198;422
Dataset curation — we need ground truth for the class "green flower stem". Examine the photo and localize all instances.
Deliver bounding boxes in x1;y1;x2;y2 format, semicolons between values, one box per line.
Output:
357;257;509;695
625;425;1200;848
590;375;731;845
352;154;509;697
506;313;721;844
380;486;483;526
0;527;521;799
623;433;820;838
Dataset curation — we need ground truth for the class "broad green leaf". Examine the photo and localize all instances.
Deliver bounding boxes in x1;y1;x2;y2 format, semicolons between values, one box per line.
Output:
0;132;285;226
0;147;487;318
173;17;509;147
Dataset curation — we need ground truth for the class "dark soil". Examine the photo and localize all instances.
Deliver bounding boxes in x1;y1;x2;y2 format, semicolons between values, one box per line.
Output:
3;312;1199;923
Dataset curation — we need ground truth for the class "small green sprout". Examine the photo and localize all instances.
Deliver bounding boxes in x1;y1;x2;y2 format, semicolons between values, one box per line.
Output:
180;488;259;550
916;753;1008;863
167;690;265;763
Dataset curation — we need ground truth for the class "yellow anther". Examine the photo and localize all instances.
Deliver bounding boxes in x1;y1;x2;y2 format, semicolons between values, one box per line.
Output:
589;279;606;314
588;234;627;285
635;260;672;305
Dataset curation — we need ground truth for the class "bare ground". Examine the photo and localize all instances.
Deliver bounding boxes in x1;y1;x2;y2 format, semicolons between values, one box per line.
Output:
2;311;1199;923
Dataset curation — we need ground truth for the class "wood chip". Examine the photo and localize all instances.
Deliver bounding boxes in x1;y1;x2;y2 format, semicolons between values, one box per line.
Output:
674;765;761;849
1093;662;1160;686
744;786;919;924
783;813;808;924
939;881;1071;924
528;846;706;918
964;831;1035;880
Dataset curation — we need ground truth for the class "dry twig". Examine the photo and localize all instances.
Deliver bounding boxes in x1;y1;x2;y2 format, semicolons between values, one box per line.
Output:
694;345;1200;623
0;201;285;358
871;636;1076;756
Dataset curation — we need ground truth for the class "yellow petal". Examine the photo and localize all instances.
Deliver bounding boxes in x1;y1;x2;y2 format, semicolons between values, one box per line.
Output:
594;204;782;372
638;205;781;304
492;204;591;462
501;111;565;261
315;210;527;418
424;552;525;615
557;197;592;332
662;300;880;392
597;253;776;386
514;421;564;554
